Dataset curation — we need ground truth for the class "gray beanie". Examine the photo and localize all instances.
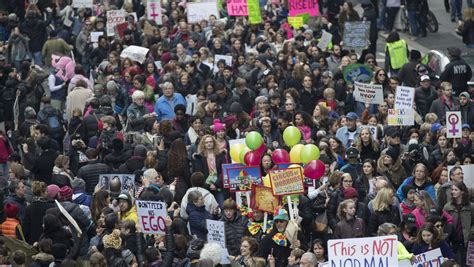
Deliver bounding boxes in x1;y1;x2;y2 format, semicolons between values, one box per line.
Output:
133;145;147;158
106;80;118;91
71;178;86;193
24;106;36;119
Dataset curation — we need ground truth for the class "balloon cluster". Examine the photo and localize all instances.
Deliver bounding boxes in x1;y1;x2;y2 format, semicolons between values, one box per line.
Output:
229;131;265;166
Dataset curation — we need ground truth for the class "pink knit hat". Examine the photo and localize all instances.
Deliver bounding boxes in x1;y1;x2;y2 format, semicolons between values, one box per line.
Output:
47;184;60;200
212;119;225;133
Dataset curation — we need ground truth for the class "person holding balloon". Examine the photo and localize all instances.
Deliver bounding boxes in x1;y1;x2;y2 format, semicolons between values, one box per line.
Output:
293;111;315;143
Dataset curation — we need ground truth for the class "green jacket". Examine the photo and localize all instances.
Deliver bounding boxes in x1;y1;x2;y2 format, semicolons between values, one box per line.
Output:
444;202;474;246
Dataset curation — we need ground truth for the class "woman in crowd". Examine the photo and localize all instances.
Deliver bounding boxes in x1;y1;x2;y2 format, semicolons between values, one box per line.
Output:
413;223;455;259
368;188;401;236
397;163;436;202
229;237;266;267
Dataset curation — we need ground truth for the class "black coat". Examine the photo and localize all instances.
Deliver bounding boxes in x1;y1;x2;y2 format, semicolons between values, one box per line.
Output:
258;228;307;267
415;86;438;118
25;149;59;185
221;211;247;256
440;58;473;93
368;205;401;236
23;198;55;245
192;152;227;189
77;161;111;194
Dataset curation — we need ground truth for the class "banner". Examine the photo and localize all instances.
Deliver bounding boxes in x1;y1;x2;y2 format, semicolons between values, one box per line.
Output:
247;0;262;24
207;219;226;248
328;236;398;267
388;109;415;126
120;45;150;64
106;10;126;36
251;184;280;213
399;248;444;267
354;82;384;105
269;168;305;196
394;86;415;109
222;163;244;188
227;0;248;16
187;2;220;24
446;111;462;138
288;16;304;29
288;0;319;16
343;21;371;50
136;200;167;234
226;166;262;191
98;174;136;195
73;0;93;8
317;30;332;49
147;0;163;25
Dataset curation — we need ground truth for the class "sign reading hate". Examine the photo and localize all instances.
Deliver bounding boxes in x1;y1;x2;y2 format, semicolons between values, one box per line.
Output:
269;168;304;196
227;0;248;16
136;200;167;235
354;82;384;104
394;86;415;109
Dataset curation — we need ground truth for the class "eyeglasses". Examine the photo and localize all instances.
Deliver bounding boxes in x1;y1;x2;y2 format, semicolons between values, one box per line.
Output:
434;223;443;228
343;180;353;183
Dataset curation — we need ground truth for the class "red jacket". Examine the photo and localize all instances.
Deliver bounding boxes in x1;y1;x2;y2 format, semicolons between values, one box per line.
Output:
0;136;12;163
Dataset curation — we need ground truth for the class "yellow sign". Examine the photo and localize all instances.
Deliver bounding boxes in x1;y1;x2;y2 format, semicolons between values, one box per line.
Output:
288;16;304;29
269;168;304;196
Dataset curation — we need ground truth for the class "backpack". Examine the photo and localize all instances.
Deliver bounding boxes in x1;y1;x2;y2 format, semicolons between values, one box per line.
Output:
43;109;63;138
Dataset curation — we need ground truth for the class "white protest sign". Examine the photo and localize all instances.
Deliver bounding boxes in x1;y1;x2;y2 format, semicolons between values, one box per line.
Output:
187;2;220;24
206;219;226;248
354;82;384;105
73;0;93;8
214;54;233;67
399;248;444;267
106;10;126;36
90;32;104;43
446;111;462;138
360;125;378;140
120;46;150;64
317;30;332;50
448;164;474;189
394;86;415;109
328;236;398;267
388;108;414;126
147;0;163;25
55;200;82;235
136;200;168;235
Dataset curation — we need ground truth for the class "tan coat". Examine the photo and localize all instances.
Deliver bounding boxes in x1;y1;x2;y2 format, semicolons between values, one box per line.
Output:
377;157;407;188
65;86;94;120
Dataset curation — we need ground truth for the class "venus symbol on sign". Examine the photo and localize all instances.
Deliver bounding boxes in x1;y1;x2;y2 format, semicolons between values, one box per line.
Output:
150;3;158;21
448;114;459;136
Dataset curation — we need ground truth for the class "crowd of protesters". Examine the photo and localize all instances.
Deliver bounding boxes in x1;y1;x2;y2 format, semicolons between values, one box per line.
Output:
0;0;472;266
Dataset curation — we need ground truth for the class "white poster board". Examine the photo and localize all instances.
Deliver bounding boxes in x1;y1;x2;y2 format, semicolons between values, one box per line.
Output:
328;236;398;267
136;200;168;235
120;46;150;64
187;2;220;24
446;111;462;138
317;30;332;50
214;54;233;67
90;32;104;43
388;108;415;126
147;0;163;25
354;82;384;105
206;219;226;248
73;0;93;8
399;248;444;267
394;86;415;109
448;164;474;189
106;10;126;36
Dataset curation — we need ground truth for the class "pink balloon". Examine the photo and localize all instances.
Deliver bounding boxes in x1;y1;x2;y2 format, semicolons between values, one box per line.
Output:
244;150;261;166
304;160;326;180
256;143;266;155
271;149;290;164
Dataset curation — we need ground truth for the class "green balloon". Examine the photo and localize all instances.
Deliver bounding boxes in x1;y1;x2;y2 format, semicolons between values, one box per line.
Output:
245;131;263;150
283;126;302;147
300;144;320;164
239;147;251;164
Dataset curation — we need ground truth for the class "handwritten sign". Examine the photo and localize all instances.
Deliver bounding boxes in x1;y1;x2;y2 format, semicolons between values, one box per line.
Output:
288;0;319;16
328;236;398;267
248;0;262;24
388;109;415;126
251;184;280;213
269;168;305;196
226;166;262;192
136;200;167;234
360;125;378;140
90;32;103;43
354;82;384;104
207;219;226;248
343;21;371;50
288;17;304;28
399;248;444;267
446;111;462;138
73;0;93;8
120;45;150;64
227;0;248;16
394;86;415;109
214;54;233;67
317;30;333;50
98;174;136;195
147;0;163;25
106;10;126;36
187;2;220;24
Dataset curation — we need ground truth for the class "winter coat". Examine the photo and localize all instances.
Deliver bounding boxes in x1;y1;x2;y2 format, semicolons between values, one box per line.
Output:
396;176;436;202
443;201;474;246
377;156;407;189
20;18;48;52
23;197;55;245
412;240;455;259
440;58;472;93
119;205;138;225
118;156;145;174
82;110;103;142
333;217;366;239
180;187;219;220
327;188;345;230
65;86;94;120
3;195;26;222
412;207;453;229
221;211;247;256
30;252;54;267
458;20;474;46
429;96;461;124
77;160;111;194
6;33;29;63
25;149;60;185
186;202;211;240
368;205;401;236
460;101;474;128
258;228;306;267
415;86;438;118
0;135;12;163
104;151;131;172
192;152;227;189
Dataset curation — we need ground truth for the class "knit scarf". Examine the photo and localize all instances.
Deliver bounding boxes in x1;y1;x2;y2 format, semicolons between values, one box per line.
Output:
247;221;273;236
272;232;288;247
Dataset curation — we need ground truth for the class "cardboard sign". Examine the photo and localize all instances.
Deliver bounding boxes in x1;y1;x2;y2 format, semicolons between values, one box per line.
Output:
106;10;126;36
90;32;104;43
147;0;163;25
251;184;280;213
214;54;233;67
247;0;262;24
222;163;244;188
226;166;262;192
136;200;167;234
317;30;333;50
73;0;93;8
288;16;304;28
394;86;415;109
269;168;305;196
120;45;150;64
354;82;384;105
448;164;474;189
446;111;462;138
206;219;226;248
343;21;371;50
399;248;444;267
328;236;398;267
115;22;129;39
187;2;220;24
227;0;248;16
288;0;319;16
360;125;378;140
388;109;414;126
98;174;136;195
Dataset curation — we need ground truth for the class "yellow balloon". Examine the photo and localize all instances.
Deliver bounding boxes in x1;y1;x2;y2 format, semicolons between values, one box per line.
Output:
290;144;304;163
288;164;303;171
262;174;271;187
230;144;245;163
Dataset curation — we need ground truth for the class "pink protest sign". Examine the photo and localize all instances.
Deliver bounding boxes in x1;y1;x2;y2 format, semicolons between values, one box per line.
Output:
288;0;319;17
227;0;248;16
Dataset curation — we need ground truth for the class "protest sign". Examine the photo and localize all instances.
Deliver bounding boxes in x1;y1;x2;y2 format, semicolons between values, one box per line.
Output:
288;0;319;16
90;32;104;43
317;30;332;50
136;200;167;234
328;236;398;267
388;109;415;126
394;86;415;109
55;200;82;234
207;219;226;248
269;168;304;196
222;163;244;188
343;21;371;50
343;64;373;83
251;184;281;213
214;54;233;67
147;0;163;25
448;164;474;188
446;111;462;138
399;248;444;267
248;0;262;24
468;241;474;266
98;174;136;195
354;82;384;105
227;0;248;16
360;125;378;140
226;166;262;191
276;163;313;187
106;10;126;36
73;0;93;8
120;45;150;64
288;17;304;29
115;22;129;39
187;2;220;24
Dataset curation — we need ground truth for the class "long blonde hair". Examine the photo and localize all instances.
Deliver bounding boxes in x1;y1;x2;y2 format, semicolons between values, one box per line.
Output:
463;8;474;21
373;187;394;212
337;199;355;220
197;134;222;156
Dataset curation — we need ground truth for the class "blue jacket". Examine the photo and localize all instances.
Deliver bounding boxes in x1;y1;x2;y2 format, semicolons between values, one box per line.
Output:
396;176;436;202
154;93;186;122
335;126;360;148
186;202;211;240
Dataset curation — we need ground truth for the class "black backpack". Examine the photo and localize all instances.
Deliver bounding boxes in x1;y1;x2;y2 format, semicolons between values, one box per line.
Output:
39;109;63;138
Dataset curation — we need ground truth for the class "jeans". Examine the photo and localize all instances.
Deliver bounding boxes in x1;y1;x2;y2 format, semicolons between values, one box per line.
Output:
213;191;226;208
450;0;462;20
385;7;400;32
31;51;43;66
378;1;386;29
0;163;8;179
407;11;419;36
